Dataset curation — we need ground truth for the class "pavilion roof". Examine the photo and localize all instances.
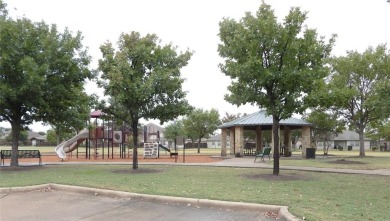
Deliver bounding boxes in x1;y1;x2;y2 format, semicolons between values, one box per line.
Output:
218;110;311;129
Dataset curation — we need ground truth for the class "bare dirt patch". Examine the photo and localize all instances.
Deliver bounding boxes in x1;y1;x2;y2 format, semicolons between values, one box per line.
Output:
328;158;366;165
243;173;311;181
111;168;164;174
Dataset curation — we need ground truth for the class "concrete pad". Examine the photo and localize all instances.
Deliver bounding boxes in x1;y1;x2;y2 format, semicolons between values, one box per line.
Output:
0;184;297;221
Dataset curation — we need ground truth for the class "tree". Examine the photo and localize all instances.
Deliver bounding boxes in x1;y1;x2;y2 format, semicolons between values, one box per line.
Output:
183;108;220;153
98;31;193;169
5;130;27;143
218;4;335;175
221;112;242;123
46;130;57;143
0;6;94;166
318;45;390;156
164;120;184;149
45;89;96;145
304;109;345;155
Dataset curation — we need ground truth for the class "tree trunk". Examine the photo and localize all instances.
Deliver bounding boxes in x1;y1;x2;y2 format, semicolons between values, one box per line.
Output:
323;140;327;155
10;123;21;167
132;120;139;169
358;128;366;157
197;138;201;153
272;115;280;175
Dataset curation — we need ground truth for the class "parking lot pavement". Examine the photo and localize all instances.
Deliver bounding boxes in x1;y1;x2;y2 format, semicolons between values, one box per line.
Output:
0;188;280;221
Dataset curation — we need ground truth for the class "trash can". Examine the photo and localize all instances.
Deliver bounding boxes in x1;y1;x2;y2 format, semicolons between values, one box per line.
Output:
306;148;316;159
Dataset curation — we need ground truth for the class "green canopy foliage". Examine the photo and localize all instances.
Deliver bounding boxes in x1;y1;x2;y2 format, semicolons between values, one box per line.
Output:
98;31;193;169
314;45;390;156
0;5;94;166
304;109;345;154
218;4;335;174
183;108;220;153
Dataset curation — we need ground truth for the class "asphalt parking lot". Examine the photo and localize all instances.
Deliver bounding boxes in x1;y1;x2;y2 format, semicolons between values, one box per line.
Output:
0;187;280;221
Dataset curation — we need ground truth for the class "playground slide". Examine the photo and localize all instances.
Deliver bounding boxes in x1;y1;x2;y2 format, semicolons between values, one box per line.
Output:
158;144;171;153
55;128;89;159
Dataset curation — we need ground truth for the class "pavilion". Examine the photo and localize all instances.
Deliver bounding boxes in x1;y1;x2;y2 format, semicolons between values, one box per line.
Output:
218;110;312;157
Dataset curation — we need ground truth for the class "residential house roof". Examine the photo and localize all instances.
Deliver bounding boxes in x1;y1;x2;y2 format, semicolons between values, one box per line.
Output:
333;130;371;141
28;131;46;141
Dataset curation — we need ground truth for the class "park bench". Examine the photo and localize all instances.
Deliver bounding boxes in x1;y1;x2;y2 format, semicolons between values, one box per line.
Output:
1;150;42;166
254;147;271;163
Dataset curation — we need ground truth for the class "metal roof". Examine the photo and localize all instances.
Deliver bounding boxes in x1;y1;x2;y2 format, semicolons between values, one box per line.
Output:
218;110;311;129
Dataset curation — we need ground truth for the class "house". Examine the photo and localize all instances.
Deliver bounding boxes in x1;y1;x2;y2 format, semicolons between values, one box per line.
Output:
207;134;226;148
28;131;46;146
0;128;11;141
141;123;167;145
330;130;371;150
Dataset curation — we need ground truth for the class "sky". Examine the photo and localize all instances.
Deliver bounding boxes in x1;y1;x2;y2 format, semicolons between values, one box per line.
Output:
1;0;390;132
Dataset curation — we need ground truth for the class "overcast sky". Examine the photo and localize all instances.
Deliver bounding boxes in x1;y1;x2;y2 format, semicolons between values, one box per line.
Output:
2;0;390;132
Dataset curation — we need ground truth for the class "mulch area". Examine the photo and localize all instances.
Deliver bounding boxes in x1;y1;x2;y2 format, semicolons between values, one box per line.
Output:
1;153;222;165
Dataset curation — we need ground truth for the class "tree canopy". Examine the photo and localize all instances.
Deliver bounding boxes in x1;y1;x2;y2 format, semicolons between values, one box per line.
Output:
164;120;185;149
313;45;390;156
98;31;193;169
0;5;94;166
218;4;335;174
183;108;220;153
305;109;345;155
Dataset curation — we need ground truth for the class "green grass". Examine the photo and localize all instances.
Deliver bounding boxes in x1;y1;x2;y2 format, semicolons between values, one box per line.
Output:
1;164;389;221
276;150;390;170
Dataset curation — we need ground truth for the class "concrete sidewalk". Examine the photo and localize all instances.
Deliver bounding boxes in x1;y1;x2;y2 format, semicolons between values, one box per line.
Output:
5;155;390;176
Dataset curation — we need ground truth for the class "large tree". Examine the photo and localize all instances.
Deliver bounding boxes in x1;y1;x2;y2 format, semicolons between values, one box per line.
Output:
98;31;193;169
46;88;95;145
183;108;220;153
218;4;335;174
305;109;345;155
319;45;390;156
164;119;184;149
0;5;93;166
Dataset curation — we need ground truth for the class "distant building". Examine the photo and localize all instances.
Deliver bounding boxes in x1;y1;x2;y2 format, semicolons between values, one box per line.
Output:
28;131;46;146
0;128;11;141
331;130;371;150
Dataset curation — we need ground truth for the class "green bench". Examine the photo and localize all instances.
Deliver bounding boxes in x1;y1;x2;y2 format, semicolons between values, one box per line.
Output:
254;147;271;163
1;150;42;166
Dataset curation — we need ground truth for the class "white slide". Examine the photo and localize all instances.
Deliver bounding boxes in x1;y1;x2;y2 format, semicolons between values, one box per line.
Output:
55;128;90;159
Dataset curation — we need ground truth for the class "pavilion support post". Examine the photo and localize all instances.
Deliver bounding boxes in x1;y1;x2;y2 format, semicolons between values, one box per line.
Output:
230;128;235;155
302;126;311;156
221;128;227;157
284;126;291;156
271;126;280;154
234;126;244;157
256;127;262;153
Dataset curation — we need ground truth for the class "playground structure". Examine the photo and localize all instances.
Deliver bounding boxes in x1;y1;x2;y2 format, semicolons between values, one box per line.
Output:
55;110;131;160
55;110;178;160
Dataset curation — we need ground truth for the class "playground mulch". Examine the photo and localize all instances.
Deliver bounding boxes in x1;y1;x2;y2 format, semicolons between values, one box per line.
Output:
6;154;223;165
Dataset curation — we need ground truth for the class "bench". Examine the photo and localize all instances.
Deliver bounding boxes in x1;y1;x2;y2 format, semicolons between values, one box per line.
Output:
254;147;271;163
170;152;178;158
1;150;42;166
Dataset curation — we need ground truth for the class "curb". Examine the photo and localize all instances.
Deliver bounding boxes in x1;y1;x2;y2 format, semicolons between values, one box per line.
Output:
0;183;301;221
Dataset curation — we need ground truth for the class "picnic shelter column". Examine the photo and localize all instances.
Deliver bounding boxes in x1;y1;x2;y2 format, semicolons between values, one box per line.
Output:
235;126;244;157
284;126;291;155
221;128;227;156
256;126;262;152
301;126;311;156
230;128;235;155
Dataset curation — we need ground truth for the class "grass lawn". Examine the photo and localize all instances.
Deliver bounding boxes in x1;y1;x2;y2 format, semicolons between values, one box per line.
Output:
1;164;389;221
276;150;390;170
